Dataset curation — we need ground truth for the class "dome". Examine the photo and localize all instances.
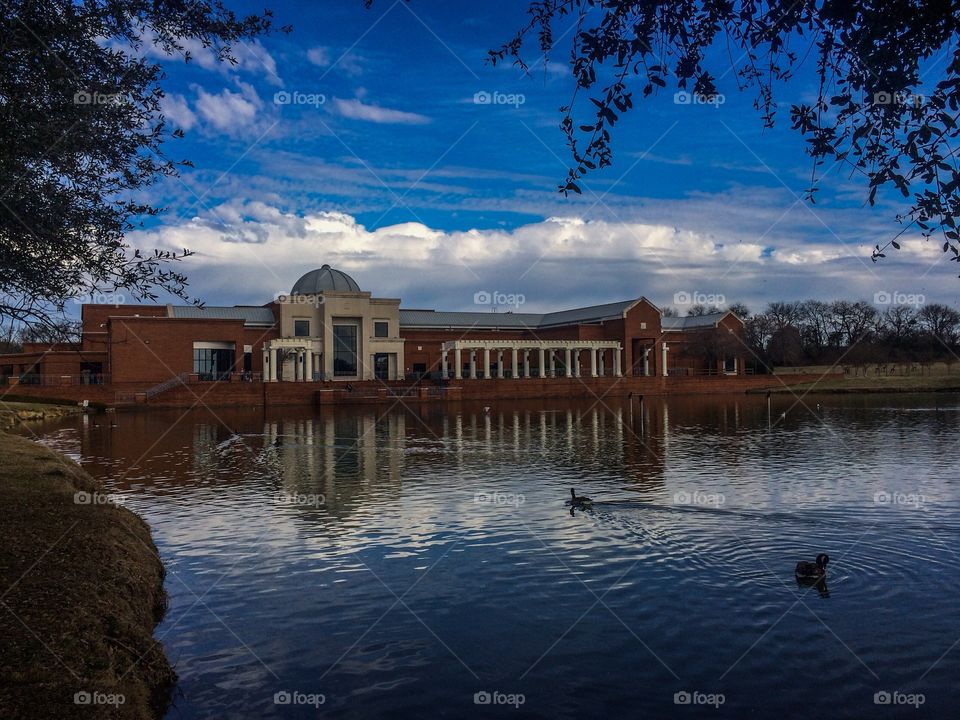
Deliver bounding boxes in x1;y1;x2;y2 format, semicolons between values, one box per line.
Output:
291;264;361;294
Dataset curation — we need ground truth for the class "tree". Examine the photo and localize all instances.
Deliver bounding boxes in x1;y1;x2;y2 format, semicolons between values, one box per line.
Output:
687;303;723;316
726;302;751;320
0;0;288;336
768;325;805;366
494;1;960;272
918;303;960;345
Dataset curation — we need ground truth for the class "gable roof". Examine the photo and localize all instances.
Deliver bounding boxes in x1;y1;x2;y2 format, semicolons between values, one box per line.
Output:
399;299;641;330
168;306;276;327
662;311;740;330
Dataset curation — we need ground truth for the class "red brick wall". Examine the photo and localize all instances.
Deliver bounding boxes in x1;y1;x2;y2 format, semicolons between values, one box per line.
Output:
108;317;247;383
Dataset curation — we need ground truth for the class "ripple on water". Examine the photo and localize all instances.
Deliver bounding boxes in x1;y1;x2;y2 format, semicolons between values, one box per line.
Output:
19;397;960;719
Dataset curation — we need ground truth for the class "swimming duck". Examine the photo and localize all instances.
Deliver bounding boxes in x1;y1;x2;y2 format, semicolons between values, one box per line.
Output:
795;553;829;579
569;488;593;507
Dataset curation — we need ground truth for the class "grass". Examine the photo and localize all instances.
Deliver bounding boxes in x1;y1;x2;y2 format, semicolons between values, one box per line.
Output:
761;372;960;394
0;432;174;719
0;401;82;431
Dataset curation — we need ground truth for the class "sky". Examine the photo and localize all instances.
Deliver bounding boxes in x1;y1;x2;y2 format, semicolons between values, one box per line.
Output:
120;0;959;316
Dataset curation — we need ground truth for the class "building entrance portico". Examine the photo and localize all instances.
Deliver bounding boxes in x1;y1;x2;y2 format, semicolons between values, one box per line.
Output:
263;338;322;382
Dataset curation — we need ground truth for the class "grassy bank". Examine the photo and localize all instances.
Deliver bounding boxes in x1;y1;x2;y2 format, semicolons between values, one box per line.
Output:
757;373;960;394
0;432;174;719
0;401;83;430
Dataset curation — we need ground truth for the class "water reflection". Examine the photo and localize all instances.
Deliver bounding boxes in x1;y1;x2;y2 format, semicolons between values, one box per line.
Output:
24;394;960;719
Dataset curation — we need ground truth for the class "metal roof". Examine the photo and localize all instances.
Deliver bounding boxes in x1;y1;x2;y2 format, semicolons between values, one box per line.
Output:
539;299;637;327
399;299;638;330
399;309;545;329
169;306;276;326
661;312;732;330
291;264;361;294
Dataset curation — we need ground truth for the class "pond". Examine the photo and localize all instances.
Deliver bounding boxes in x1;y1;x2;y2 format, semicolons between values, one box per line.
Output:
26;393;960;718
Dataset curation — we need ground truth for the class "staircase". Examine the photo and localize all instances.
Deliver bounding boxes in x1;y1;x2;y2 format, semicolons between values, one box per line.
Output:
144;373;190;400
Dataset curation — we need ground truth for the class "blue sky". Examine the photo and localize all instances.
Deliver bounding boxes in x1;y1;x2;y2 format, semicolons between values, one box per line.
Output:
125;0;958;315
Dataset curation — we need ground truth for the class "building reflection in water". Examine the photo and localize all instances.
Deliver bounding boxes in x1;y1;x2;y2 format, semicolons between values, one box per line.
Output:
56;395;796;520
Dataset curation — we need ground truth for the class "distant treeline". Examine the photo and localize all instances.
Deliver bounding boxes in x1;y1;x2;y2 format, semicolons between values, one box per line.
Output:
680;300;960;371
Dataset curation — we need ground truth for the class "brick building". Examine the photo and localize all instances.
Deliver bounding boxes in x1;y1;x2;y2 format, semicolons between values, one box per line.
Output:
1;265;746;390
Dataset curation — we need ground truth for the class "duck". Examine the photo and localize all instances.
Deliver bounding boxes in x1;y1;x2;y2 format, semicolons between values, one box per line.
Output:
569;488;593;507
795;553;829;579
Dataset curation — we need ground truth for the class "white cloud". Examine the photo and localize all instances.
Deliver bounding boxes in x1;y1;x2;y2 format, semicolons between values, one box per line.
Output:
332;98;430;125
128;202;958;311
306;46;330;67
193;81;265;135
306;46;364;76
138;32;282;85
159;93;196;131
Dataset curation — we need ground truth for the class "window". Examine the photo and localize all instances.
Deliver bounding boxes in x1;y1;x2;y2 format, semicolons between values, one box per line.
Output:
333;325;358;376
294;319;310;337
193;344;235;380
79;362;103;385
374;321;389;338
374;353;390;380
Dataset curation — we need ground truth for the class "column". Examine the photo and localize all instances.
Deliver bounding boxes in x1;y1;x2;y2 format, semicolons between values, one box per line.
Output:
614;347;622;376
469;350;477;379
661;343;669;377
564;348;572;377
548;350;556;377
498;350;506;379
454;347;462;379
538;348;545;378
522;350;529;378
262;349;270;381
574;349;581;377
590;347;597;377
441;350;448;378
511;348;519;379
306;350;314;381
274;348;282;382
483;348;491;379
643;348;650;377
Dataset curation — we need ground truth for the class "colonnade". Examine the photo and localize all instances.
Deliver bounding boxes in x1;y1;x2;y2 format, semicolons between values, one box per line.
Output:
439;340;623;380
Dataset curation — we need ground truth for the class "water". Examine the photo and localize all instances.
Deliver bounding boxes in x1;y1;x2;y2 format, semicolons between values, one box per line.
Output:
23;394;960;718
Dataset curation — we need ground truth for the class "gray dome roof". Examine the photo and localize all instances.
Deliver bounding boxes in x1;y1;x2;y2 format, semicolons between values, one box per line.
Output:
291;265;361;294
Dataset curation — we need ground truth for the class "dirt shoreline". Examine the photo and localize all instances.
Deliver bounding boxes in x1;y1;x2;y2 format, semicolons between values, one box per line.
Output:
0;431;175;719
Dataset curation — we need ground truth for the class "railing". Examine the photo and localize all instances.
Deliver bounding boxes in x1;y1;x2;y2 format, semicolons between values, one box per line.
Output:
144;373;190;399
10;373;112;386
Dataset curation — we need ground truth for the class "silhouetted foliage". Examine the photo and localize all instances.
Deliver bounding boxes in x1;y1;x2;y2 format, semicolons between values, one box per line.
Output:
0;0;288;337
494;1;960;273
742;298;960;370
